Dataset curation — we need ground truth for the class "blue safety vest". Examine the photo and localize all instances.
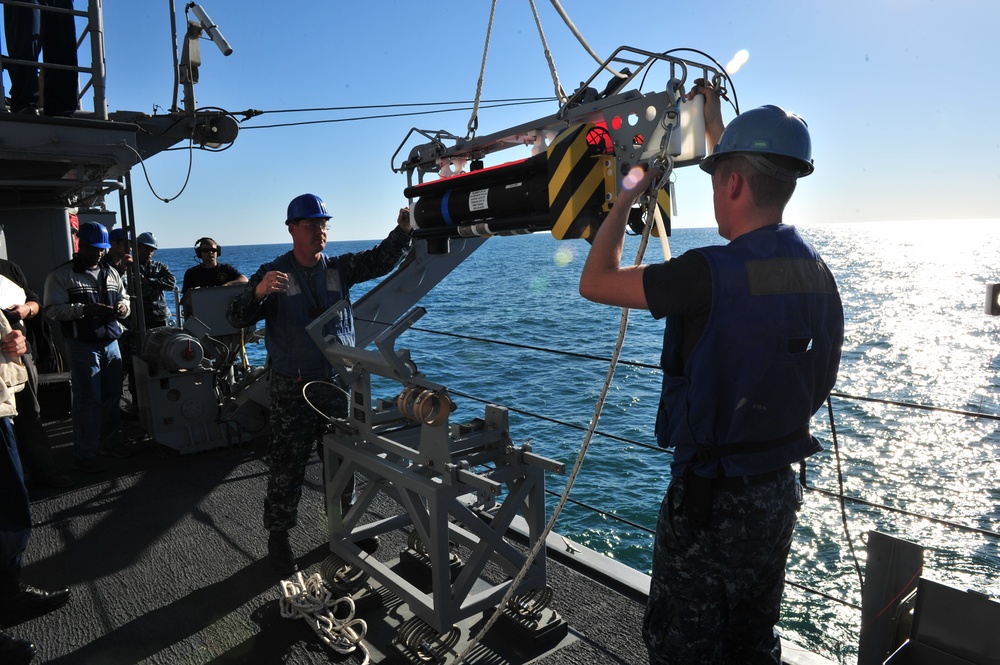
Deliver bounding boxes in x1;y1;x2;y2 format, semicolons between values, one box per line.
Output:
656;224;843;478
264;252;353;381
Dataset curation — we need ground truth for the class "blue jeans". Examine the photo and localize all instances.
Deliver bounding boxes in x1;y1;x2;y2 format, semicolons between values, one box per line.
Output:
65;338;122;460
0;417;31;571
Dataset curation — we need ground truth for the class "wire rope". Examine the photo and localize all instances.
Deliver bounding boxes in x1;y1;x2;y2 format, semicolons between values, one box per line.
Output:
242;99;552;131
257;97;553;115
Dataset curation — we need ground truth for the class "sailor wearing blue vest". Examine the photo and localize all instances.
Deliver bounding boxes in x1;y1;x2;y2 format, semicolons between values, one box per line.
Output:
227;193;412;576
580;86;844;664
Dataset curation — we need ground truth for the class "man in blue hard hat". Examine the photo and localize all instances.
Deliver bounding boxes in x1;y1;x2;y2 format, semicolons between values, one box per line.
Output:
104;228;132;291
135;231;176;330
580;85;844;664
43;221;131;473
104;228;138;418
227;193;412;576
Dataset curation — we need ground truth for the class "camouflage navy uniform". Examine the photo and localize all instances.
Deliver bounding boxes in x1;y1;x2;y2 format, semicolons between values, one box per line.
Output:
227;227;410;533
643;468;801;664
265;372;346;531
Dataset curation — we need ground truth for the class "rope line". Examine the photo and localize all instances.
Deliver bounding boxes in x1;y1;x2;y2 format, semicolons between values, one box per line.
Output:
453;170;664;665
528;0;567;103
278;572;370;663
547;0;622;78
466;0;497;140
804;485;1000;540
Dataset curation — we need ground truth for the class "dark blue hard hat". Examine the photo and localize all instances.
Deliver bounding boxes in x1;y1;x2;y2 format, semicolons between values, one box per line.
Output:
285;193;331;225
78;221;111;249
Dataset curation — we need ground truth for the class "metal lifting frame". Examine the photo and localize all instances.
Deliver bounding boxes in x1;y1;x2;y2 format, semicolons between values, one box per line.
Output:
391;45;726;191
306;302;564;634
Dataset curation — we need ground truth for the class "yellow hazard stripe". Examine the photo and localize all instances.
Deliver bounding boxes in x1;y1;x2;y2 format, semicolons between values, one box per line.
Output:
552;160;606;239
548;127;592;207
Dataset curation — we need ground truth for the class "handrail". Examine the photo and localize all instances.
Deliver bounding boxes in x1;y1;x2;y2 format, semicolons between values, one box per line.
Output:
384;320;1000;623
0;0;107;118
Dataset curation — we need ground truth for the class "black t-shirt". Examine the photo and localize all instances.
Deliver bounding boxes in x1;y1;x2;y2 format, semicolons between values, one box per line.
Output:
181;263;242;293
642;250;713;365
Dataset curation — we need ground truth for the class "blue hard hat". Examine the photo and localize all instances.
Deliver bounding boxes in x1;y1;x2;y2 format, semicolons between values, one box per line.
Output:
700;105;814;181
285;193;331;224
137;231;159;249
78;221;111;249
109;228;131;242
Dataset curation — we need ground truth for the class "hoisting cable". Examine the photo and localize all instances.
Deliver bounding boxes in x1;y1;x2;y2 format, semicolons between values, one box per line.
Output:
466;0;498;140
454;150;674;665
528;0;567;104
548;0;624;79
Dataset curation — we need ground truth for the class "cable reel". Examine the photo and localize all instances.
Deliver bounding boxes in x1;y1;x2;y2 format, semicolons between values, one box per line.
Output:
397;386;454;427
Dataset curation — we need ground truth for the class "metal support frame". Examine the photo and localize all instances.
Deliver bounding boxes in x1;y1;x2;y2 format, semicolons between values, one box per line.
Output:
307;300;564;634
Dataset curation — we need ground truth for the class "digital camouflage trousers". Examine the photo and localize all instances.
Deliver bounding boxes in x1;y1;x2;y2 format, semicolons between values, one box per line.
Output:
643;468;802;664
263;371;352;533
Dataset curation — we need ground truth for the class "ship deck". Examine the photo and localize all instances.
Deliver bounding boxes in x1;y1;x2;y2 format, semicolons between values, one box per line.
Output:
11;412;831;665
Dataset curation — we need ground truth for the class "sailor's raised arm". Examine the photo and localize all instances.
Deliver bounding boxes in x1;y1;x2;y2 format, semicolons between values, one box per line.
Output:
578;167;658;310
687;78;726;152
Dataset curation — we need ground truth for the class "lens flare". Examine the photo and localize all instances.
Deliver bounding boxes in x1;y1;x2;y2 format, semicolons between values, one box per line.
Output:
529;276;550;292
553;246;574;267
622;166;645;190
726;49;749;75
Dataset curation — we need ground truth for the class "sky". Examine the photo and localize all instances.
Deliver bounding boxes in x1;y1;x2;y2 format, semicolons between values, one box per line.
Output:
90;0;1000;249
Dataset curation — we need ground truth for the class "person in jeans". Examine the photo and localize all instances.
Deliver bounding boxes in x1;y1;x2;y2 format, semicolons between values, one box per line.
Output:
43;221;129;473
0;299;71;661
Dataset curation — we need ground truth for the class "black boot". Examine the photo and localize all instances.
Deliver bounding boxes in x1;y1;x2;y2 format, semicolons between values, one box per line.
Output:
0;629;35;665
0;566;71;627
267;530;297;577
0;584;71;627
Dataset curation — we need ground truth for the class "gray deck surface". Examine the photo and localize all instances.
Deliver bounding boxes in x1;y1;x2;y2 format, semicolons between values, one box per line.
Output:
11;417;649;664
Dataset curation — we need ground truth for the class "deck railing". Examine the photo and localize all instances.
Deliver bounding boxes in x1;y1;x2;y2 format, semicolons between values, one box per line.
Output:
0;0;107;118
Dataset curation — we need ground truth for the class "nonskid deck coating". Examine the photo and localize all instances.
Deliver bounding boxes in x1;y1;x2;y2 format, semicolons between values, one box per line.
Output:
12;420;649;664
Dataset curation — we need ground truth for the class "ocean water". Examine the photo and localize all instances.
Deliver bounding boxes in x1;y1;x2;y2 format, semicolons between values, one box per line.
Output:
154;220;1000;663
